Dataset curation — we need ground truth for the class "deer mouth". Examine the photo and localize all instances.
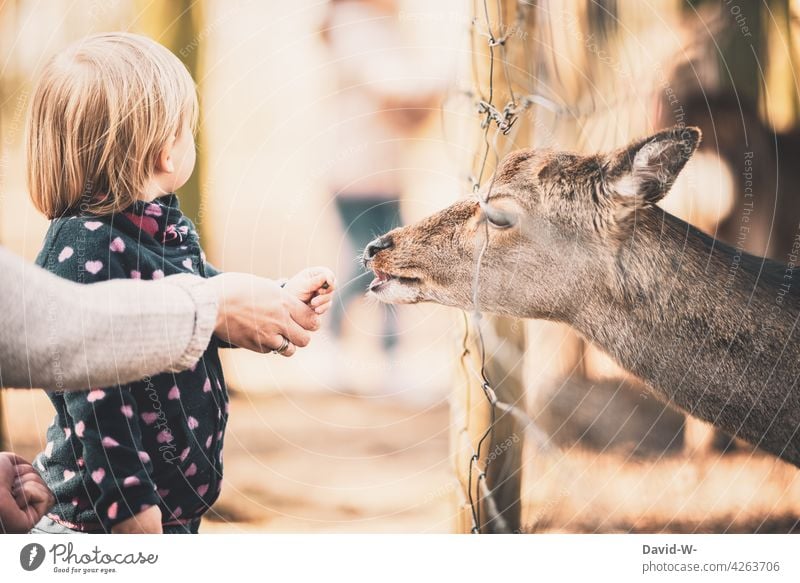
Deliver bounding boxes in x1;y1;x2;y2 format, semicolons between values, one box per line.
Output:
367;267;423;303
368;269;420;292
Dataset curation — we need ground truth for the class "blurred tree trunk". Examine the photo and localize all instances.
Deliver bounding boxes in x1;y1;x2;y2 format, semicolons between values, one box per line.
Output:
136;0;205;230
0;76;5;450
687;0;799;128
0;0;15;451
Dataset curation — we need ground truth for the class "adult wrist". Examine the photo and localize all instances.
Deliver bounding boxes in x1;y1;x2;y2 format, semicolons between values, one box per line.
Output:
161;274;219;371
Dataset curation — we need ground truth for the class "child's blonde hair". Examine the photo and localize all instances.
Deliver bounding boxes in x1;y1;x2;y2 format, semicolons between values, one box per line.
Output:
27;32;198;219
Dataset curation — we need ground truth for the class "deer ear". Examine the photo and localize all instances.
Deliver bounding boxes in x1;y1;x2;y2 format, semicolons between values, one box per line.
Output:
607;126;701;212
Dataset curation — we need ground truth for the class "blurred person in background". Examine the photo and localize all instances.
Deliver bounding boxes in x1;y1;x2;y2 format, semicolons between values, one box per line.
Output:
320;0;441;389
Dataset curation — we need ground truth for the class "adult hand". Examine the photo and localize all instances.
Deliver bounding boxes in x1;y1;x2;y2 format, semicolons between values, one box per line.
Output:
0;452;55;533
205;272;320;356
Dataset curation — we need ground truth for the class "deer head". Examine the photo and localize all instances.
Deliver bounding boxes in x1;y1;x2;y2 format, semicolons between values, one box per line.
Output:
364;126;701;321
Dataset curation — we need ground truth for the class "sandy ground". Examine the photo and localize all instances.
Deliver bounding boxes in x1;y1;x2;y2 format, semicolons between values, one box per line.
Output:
520;449;800;534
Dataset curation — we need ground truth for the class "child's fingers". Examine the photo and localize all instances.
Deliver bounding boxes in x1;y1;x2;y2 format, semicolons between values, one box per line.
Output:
303;267;335;292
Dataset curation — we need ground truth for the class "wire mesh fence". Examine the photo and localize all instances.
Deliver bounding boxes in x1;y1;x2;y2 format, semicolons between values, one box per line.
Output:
452;0;712;534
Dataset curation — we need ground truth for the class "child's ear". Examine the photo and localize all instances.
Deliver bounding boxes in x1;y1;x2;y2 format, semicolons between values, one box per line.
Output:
156;136;176;174
604;126;701;220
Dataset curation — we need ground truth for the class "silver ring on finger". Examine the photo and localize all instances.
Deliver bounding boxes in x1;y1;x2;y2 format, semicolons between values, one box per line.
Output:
273;336;291;355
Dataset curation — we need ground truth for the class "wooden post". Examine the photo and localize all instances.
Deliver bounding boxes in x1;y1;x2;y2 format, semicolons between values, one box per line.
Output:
453;315;526;533
451;0;532;533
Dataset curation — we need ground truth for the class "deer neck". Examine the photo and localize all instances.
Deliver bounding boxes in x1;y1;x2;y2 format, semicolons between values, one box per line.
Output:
571;206;800;465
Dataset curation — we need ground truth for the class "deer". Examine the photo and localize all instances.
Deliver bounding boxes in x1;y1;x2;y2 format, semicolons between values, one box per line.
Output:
363;126;800;468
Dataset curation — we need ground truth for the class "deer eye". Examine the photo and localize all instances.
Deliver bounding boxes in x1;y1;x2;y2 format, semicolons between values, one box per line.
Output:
480;202;517;229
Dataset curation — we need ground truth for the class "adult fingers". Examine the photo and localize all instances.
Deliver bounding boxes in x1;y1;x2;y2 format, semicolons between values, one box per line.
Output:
10;463;38;478
287;296;320;333
281;316;311;348
18;480;55;511
0;495;32;533
3;452;34;468
264;334;296;358
13;472;46;488
276;341;296;358
14;481;51;509
310;294;333;308
312;297;333;314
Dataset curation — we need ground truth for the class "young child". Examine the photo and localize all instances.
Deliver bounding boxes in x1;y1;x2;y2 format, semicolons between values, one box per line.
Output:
26;33;334;534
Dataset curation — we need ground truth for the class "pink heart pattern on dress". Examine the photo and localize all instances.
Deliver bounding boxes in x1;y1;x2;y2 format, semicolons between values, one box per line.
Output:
202;378;211;393
196;484;209;497
107;502;118;520
109;237;126;253
84;221;103;231
182;258;193;270
131;270;142;279
157;488;170;497
152;269;164;280
167;386;180;400
44;441;54;457
138;451;151;463
87;389;105;402
75;421;85;438
205;435;212;449
141;412;158;425
58;246;74;263
101;436;119;448
120;405;134;418
64;427;72;439
123;476;141;488
63;470;76;481
144;203;162;217
91;468;105;484
85;260;103;275
187;416;199;430
156;430;173;444
184;463;197;477
180;447;191;462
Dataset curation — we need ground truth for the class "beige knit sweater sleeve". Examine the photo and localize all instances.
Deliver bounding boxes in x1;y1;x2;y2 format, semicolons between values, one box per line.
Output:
0;246;218;390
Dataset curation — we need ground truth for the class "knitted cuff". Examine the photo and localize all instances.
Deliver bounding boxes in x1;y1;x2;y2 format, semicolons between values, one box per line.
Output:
162;274;219;372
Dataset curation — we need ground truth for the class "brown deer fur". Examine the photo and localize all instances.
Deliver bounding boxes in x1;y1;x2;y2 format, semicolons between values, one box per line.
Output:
364;127;800;466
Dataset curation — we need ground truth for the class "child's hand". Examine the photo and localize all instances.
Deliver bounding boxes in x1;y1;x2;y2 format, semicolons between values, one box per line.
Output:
284;267;336;315
110;504;162;534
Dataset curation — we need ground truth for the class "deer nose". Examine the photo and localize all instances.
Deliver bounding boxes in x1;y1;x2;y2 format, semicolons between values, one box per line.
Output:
364;235;394;261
